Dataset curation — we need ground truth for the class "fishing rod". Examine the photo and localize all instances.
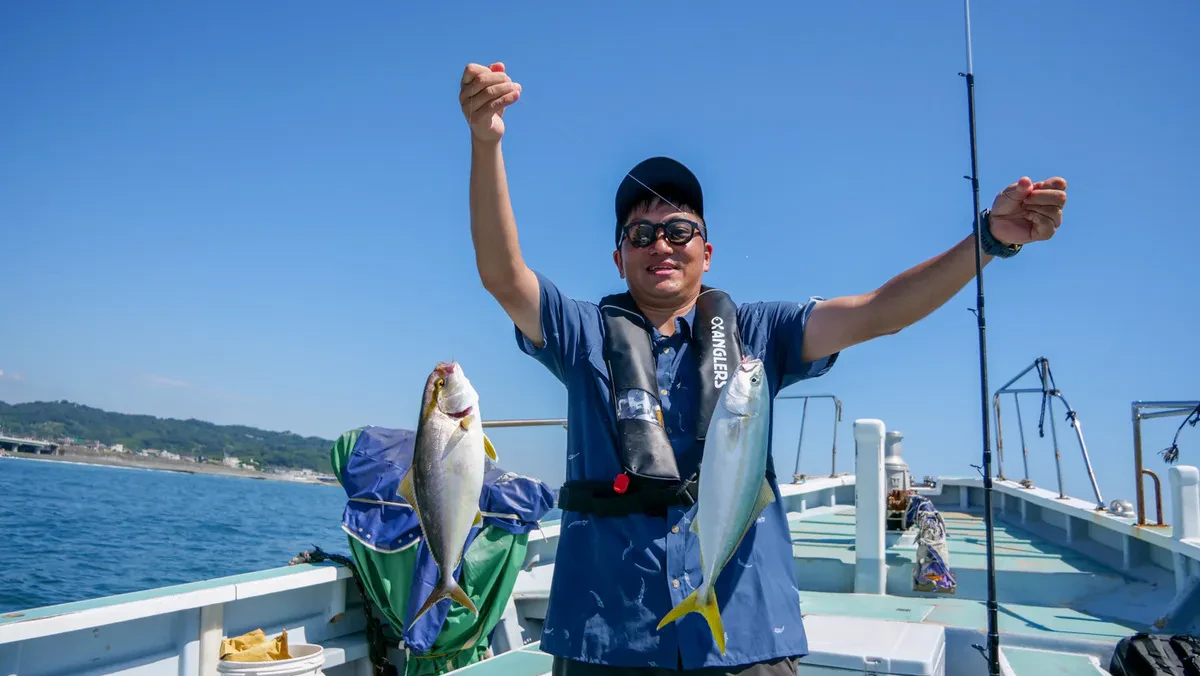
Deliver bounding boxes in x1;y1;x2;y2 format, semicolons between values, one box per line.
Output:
959;1;1001;674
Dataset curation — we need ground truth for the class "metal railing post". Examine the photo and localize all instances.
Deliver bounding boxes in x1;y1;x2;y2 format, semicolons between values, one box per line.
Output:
1129;401;1198;527
793;398;810;478
1013;392;1030;483
776;393;842;481
992;357;1105;508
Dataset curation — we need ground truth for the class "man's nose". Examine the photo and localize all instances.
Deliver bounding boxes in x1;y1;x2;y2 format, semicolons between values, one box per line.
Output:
651;234;674;253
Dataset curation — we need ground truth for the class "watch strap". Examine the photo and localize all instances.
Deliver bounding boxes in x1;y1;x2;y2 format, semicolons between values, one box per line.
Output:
979;209;1022;259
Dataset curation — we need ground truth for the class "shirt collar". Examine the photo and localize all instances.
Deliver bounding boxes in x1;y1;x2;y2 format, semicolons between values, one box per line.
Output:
650;306;696;341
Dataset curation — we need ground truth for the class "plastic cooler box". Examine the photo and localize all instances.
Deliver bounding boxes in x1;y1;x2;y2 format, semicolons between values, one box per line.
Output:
796;616;946;675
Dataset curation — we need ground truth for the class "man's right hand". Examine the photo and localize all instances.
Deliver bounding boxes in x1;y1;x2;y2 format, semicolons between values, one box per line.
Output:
460;62;522;143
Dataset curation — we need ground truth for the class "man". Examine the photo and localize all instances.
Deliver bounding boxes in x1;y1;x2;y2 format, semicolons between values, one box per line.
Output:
459;62;1066;675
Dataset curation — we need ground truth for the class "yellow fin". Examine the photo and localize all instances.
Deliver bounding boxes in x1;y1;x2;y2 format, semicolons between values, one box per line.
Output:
399;469;420;520
655;587;726;655
473;510;483;527
460;414;473;430
689;514;700;534
449;582;478;616
483;433;498;461
411;578;478;625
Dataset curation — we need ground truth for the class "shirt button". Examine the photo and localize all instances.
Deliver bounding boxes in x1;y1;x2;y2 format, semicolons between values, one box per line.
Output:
662;347;672;354
660;389;669;396
671;525;680;533
672;578;681;589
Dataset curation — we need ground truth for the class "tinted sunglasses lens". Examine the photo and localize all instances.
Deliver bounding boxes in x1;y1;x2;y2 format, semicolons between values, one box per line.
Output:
627;224;656;247
664;222;696;244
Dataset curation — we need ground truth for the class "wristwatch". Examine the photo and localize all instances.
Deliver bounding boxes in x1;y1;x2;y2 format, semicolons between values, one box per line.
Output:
979;209;1022;259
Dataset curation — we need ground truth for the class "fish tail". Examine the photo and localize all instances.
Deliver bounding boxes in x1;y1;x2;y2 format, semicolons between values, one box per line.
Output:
655;586;726;655
410;574;478;626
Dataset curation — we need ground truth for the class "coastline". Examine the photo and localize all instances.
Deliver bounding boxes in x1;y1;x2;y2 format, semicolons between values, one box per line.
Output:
0;449;338;486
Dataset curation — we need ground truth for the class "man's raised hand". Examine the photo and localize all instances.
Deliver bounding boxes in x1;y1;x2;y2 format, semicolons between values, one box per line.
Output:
460;62;522;143
988;176;1069;246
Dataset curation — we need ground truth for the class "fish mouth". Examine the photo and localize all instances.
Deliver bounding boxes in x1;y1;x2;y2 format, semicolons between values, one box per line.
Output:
447;405;473;419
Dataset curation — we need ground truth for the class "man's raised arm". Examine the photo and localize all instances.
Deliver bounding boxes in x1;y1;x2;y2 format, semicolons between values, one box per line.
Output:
460;62;543;348
800;177;1069;362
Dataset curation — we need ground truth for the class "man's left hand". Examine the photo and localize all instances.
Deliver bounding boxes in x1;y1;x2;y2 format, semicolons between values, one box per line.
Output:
987;176;1068;246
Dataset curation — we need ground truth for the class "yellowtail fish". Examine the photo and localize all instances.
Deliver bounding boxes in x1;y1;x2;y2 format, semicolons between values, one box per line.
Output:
656;357;774;655
400;361;497;624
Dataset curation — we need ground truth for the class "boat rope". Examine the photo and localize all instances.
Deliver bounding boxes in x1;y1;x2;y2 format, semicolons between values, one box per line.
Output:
1035;358;1076;437
289;546;398;676
1161;403;1200;464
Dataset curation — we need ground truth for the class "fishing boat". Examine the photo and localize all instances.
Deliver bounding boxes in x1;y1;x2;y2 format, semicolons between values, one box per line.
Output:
3;384;1199;675
3;3;1196;676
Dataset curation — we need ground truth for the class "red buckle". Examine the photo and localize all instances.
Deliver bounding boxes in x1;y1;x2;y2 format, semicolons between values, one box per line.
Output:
612;473;630;494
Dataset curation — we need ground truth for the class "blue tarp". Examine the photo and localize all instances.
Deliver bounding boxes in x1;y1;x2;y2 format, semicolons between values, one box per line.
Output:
338;425;555;653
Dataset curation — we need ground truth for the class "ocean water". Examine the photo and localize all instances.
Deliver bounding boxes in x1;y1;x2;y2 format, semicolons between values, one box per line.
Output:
0;456;352;613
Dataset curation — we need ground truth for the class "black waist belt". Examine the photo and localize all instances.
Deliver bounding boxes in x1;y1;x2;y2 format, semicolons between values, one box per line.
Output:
557;475;699;518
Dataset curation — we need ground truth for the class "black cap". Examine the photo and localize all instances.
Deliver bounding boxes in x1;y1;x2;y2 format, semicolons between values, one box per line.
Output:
614;156;704;246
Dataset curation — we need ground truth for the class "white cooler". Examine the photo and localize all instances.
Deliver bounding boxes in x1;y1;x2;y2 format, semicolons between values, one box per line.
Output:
796;615;946;675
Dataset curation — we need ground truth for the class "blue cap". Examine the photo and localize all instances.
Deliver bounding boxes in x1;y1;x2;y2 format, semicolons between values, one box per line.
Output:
614;156;704;246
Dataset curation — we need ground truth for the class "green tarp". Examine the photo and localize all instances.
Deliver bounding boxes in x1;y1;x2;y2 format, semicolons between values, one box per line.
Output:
330;428;535;676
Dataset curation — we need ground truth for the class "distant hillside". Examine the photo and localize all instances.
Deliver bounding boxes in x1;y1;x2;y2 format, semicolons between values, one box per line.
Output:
0;400;334;471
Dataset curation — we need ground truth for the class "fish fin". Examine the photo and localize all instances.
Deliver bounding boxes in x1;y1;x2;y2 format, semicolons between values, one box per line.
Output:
410;575;479;626
483;433;498;461
398;469;423;524
459;414;473;430
690;514;700;534
655;587;726;655
449;581;478;616
719;477;776;574
473;510;483;527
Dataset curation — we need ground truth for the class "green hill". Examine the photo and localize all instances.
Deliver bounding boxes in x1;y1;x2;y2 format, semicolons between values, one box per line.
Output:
0;400;334;471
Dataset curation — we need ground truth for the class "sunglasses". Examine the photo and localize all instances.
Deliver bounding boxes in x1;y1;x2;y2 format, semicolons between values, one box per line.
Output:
619;218;706;249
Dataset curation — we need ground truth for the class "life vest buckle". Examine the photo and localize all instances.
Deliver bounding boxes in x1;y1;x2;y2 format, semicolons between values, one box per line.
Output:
612;473;631;494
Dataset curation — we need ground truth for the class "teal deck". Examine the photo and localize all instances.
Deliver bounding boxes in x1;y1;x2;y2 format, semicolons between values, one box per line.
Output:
455;641;551;675
1002;646;1106;675
788;506;1153;641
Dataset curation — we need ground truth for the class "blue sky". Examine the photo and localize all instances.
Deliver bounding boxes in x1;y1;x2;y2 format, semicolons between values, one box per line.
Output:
2;1;1197;502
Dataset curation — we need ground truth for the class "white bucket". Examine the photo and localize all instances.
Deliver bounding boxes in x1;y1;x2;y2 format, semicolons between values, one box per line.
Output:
216;643;325;676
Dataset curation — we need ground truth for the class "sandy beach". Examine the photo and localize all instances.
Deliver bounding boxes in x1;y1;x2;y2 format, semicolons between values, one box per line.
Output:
0;447;338;486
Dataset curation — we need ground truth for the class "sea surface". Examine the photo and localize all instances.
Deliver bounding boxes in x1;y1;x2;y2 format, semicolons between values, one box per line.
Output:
0;456;352;613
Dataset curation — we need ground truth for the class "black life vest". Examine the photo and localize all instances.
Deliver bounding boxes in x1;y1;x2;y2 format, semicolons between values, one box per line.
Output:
556;286;744;518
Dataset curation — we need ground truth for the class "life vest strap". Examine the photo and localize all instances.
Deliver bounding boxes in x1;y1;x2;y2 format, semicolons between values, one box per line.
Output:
557;475;699;518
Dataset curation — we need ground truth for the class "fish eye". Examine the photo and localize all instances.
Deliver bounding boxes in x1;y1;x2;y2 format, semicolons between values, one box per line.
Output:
750;376;761;384
436;378;445;388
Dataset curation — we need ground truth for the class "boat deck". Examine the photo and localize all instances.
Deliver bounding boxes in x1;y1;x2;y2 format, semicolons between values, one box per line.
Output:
465;504;1152;676
788;505;1158;642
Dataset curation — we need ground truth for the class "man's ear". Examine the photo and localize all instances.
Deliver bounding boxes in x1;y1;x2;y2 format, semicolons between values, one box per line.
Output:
613;248;625;279
702;242;713;272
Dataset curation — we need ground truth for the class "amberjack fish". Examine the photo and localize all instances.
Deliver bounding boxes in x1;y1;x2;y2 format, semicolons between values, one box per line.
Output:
656;357;774;655
400;361;497;624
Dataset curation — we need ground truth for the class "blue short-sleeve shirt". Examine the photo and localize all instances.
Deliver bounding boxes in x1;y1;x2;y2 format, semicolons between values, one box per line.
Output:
515;270;838;670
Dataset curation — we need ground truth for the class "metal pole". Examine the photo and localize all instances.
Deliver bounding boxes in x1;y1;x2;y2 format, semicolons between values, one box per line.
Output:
961;0;1001;671
1038;362;1066;499
1047;396;1066;499
1056;393;1104;509
793;398;810;478
1133;406;1147;525
993;395;1005;480
830;399;842;477
481;418;568;428
1013;392;1030;483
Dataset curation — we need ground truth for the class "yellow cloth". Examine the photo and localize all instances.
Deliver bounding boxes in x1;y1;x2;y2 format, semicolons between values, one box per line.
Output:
220;628;292;662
